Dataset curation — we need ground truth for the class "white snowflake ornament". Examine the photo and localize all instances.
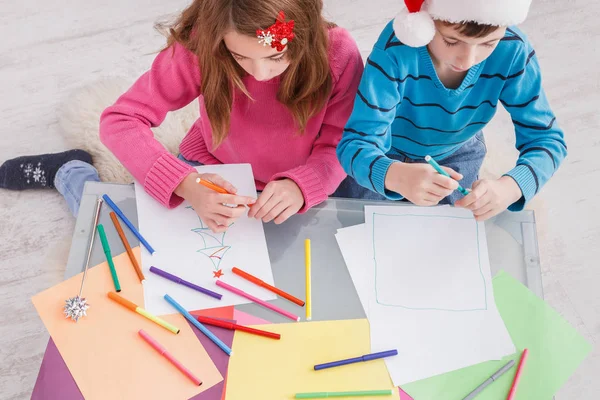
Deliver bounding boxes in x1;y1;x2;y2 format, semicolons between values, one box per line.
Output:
257;30;274;47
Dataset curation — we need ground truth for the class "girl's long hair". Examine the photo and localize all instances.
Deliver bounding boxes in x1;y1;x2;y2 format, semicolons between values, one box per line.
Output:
156;0;334;147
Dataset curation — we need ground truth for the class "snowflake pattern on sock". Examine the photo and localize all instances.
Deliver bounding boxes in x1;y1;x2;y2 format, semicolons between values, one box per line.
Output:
21;162;46;186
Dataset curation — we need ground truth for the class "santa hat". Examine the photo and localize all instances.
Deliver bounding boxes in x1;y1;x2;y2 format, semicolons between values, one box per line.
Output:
393;0;532;47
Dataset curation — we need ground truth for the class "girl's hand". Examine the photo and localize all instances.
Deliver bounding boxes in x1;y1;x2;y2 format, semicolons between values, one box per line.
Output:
385;162;463;206
248;179;304;224
175;173;256;233
455;176;522;221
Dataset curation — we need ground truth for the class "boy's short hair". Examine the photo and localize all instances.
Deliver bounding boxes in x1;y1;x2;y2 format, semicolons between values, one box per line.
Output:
440;20;500;38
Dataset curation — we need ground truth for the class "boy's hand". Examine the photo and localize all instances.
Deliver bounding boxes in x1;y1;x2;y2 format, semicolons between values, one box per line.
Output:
175;173;255;233
385;162;463;206
248;179;304;224
455;176;522;221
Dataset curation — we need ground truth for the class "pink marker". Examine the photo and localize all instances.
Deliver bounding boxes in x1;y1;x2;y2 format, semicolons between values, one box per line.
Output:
138;329;202;386
215;280;300;322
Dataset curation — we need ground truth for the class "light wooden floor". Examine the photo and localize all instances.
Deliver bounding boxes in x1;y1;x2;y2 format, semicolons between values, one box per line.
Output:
0;0;598;398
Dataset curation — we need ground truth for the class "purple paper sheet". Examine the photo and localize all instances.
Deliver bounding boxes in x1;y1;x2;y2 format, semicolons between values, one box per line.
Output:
32;324;235;400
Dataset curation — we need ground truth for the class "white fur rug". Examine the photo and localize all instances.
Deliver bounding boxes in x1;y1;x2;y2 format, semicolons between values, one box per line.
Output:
58;77;200;183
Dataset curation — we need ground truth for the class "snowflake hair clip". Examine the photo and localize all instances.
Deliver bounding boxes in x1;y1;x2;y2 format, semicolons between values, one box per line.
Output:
256;11;295;52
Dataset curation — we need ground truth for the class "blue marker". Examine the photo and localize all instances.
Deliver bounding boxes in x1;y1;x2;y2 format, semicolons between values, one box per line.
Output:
314;349;398;370
424;155;469;196
164;294;232;356
102;194;155;254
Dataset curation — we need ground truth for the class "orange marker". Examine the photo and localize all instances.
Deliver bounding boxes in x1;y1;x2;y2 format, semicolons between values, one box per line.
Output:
232;267;305;306
195;178;231;194
107;292;179;334
109;212;145;283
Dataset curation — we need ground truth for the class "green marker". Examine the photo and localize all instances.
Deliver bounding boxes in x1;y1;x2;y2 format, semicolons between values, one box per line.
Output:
424;155;469;196
295;389;394;398
97;224;121;292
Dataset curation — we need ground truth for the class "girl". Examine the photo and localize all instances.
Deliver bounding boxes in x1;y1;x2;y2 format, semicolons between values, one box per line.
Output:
100;0;362;232
1;0;363;231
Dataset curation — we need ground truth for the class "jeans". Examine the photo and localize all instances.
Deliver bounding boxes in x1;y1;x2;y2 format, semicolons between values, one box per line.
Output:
332;131;487;205
55;154;203;217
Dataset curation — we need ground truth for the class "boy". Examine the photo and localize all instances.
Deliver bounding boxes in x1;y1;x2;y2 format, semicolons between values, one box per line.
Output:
336;0;567;221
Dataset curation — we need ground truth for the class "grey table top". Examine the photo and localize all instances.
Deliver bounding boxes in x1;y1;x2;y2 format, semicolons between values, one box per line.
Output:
65;181;543;324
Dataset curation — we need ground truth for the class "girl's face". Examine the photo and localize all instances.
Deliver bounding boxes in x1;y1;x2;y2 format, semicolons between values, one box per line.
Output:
427;21;506;72
224;30;291;81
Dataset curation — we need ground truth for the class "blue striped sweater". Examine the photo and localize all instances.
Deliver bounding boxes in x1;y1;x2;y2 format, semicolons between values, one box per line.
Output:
337;22;567;210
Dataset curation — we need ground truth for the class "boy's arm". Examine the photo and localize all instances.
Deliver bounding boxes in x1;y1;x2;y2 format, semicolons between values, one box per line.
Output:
500;42;567;211
336;47;403;199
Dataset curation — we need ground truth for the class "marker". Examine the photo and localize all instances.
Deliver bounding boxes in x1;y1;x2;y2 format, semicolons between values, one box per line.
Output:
163;294;232;356
305;239;312;321
109;211;145;283
462;359;515;400
506;349;529;400
424;155;469;196
102;194;155;255
108;292;179;334
232;267;304;307
215;280;300;321
149;266;222;300
195;177;231;194
314;349;398;371
97;224;120;292
196;316;281;340
138;329;201;386
295;389;394;398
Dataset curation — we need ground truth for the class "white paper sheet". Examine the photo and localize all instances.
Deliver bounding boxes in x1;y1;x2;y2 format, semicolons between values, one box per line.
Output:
337;205;515;385
134;164;275;315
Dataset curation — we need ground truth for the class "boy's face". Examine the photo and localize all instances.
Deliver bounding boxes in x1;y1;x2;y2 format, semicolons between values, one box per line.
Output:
428;21;506;72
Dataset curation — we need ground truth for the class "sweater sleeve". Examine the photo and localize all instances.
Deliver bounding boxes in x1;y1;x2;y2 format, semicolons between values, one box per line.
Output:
336;47;404;200
99;42;201;208
500;41;568;211
271;34;364;212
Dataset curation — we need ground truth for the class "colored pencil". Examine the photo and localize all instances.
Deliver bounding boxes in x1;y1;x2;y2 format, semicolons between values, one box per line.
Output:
232;267;304;306
97;224;121;292
195;177;231;194
109;211;145;283
108;292;179;334
102;194;155;255
305;239;312;321
196;315;281;340
295;389;394;398
164;294;232;356
424;155;469;196
138;329;202;386
506;349;529;400
149;266;222;300
314;349;398;370
215;280;300;321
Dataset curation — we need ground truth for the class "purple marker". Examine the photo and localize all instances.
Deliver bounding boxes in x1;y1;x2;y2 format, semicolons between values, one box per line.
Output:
149;266;223;300
314;349;398;370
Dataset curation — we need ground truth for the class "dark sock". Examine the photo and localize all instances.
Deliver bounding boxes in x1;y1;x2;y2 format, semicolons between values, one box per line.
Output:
0;149;93;190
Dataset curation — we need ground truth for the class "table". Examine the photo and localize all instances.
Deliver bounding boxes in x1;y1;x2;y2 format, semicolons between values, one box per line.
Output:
64;181;543;324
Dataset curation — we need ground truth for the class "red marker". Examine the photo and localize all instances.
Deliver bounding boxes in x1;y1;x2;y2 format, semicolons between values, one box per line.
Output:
506;348;529;400
196;316;281;340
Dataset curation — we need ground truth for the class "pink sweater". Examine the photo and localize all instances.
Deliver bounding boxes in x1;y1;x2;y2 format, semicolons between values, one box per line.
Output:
100;27;363;212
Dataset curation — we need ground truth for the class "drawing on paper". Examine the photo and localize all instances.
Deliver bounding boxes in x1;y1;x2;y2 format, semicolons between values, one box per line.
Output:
372;212;487;312
187;206;232;278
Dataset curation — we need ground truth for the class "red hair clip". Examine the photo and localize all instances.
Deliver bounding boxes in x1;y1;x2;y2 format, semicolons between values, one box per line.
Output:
256;11;295;52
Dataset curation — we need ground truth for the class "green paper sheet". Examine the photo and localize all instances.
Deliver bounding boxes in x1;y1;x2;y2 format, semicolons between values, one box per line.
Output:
402;270;592;400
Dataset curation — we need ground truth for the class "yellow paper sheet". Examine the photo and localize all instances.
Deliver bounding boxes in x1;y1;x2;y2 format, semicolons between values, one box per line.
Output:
32;247;223;400
225;319;397;400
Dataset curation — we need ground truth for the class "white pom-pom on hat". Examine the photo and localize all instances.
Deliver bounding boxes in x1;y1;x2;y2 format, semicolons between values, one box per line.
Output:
393;4;435;48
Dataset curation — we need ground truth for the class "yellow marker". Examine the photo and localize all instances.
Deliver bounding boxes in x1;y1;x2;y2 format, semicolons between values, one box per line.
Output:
107;292;180;334
305;239;312;321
